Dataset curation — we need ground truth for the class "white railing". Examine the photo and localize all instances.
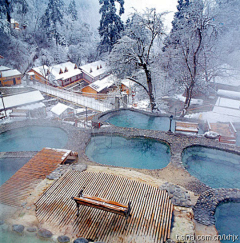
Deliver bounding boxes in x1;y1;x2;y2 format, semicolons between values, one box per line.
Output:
31;83;114;112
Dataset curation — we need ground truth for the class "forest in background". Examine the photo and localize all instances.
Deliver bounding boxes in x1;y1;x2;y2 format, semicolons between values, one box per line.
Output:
0;0;240;114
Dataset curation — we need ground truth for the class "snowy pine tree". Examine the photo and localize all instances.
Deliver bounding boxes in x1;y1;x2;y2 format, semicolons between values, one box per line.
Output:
68;0;78;21
98;0;124;54
40;0;65;46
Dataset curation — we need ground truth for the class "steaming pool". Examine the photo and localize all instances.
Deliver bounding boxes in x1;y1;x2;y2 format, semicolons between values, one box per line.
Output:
104;110;176;132
182;146;240;189
215;202;240;242
86;136;171;169
0;126;68;152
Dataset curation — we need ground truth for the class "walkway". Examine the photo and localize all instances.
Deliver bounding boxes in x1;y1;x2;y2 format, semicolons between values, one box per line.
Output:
30;83;113;112
35;171;173;243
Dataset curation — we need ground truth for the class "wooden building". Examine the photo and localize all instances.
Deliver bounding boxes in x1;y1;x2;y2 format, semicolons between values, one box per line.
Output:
0;66;22;86
80;60;108;83
28;62;82;87
81;75;115;99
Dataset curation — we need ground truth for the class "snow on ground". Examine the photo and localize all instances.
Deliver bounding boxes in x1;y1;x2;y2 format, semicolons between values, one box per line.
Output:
174;94;203;105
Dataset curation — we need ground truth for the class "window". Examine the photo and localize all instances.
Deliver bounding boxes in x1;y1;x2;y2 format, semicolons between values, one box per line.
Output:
65;67;68;72
59;69;63;74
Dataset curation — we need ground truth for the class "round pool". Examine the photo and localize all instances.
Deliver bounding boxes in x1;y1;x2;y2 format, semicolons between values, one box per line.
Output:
182;146;240;188
86;135;171;169
104;110;176;132
215;202;240;242
0;126;68;152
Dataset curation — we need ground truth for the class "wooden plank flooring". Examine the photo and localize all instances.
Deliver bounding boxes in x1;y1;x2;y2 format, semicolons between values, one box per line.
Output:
35;171;173;242
0;148;72;207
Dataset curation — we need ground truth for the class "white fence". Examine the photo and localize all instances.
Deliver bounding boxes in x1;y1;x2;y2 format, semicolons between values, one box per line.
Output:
31;83;114;112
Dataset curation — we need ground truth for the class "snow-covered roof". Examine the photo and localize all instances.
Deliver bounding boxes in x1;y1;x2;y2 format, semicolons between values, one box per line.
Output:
27;72;35;76
50;62;81;81
51;102;73;116
1;69;21;77
18;102;45;110
0;91;44;109
217;89;240;100
80;60;107;78
215;97;240;110
0;66;10;71
30;62;81;81
88;74;115;92
121;79;135;88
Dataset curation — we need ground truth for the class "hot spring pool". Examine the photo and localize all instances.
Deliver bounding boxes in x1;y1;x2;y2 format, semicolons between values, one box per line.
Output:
105;110;176;132
182;146;240;188
0;126;68;152
215;202;240;242
86;136;171;169
0;157;30;186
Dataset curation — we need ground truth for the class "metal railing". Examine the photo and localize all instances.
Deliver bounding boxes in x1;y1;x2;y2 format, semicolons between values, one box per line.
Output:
30;83;114;112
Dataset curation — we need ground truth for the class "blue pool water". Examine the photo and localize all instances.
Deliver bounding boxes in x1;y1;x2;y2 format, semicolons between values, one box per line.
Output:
106;110;176;132
215;202;240;242
0;126;68;152
182;146;240;188
0;157;30;186
86;136;171;169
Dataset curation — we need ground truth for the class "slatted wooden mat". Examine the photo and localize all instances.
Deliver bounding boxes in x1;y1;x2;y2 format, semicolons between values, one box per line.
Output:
0;148;72;207
35;171;173;242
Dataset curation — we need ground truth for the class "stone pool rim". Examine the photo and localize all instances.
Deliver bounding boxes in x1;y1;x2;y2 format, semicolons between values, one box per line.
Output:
181;144;240;159
93;107;203;128
84;133;172;170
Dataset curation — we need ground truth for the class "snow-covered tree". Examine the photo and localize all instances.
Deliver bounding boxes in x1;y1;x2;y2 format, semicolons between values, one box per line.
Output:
68;0;78;21
109;9;166;112
163;0;218;116
98;0;124;54
40;0;65;46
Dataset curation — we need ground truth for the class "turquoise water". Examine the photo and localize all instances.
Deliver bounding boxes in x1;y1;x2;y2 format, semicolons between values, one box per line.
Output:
182;146;240;188
106;110;176;132
86;136;171;169
0;126;67;152
0;157;30;186
215;202;240;242
0;231;53;243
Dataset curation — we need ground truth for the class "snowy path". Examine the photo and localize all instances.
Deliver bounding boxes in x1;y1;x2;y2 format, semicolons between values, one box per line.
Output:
30;83;113;112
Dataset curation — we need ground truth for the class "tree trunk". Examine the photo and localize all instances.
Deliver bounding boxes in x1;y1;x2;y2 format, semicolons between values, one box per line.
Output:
143;64;156;112
180;83;194;117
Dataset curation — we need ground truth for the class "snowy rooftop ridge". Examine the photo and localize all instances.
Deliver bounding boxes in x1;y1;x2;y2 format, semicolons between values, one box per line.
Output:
89;74;115;92
80;60;107;78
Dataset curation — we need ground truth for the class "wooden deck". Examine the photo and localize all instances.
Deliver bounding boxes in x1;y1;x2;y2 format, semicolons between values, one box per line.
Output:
209;122;237;144
0;148;75;207
35;171;173;243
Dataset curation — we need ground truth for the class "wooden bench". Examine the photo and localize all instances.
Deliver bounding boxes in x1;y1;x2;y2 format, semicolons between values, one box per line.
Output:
72;190;131;225
175;121;199;134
